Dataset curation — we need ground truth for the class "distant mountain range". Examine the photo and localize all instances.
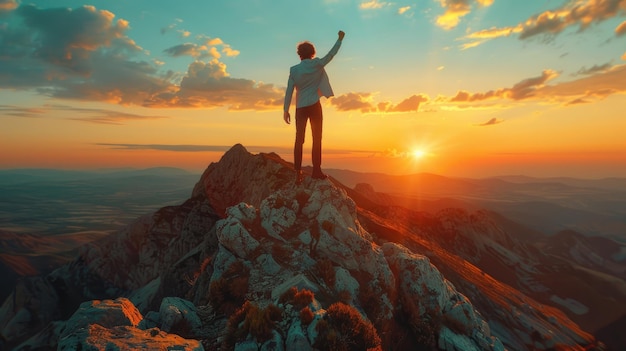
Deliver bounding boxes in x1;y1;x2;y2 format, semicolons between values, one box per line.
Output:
0;148;623;350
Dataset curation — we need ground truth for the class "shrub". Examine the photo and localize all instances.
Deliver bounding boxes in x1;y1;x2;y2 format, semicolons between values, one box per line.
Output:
293;288;315;309
223;301;284;348
279;286;315;310
315;258;336;288
336;290;352;305
314;302;381;351
271;243;293;264
208;261;250;315
300;306;315;325
358;283;381;321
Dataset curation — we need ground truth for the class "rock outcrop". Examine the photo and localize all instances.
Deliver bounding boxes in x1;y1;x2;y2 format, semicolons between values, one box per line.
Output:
0;144;600;351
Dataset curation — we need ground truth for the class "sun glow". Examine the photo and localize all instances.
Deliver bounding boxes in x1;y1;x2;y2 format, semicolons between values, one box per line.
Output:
412;149;427;159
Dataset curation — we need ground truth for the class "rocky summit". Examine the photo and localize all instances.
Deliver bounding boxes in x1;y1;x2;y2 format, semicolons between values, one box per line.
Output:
0;144;604;350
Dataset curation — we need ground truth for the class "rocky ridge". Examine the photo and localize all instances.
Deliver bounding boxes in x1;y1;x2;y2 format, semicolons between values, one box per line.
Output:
0;144;599;350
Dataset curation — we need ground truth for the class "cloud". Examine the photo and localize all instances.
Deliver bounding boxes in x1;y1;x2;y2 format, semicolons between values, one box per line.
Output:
616;20;626;35
537;63;626;103
0;104;169;124
329;92;377;112
0;0;18;11
398;6;411;15
476;117;503;126
360;0;389;10
0;3;277;111
163;43;220;59
450;69;559;102
435;0;494;30
574;62;613;76
0;105;46;118
444;64;626;108
96;143;233;152
147;59;283;110
95;143;377;155
330;93;429;113
389;94;429;112
518;0;626;40
462;0;626;47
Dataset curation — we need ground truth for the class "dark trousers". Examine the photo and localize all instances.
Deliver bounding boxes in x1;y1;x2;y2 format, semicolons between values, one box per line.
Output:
294;101;323;171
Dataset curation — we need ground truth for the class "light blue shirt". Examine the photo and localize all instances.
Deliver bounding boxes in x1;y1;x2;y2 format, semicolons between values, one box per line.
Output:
283;39;342;112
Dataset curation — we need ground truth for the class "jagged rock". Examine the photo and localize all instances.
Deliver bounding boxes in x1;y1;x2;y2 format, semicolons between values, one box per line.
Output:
286;321;313;351
334;267;359;300
60;297;143;339
138;310;160;330
260;193;297;242
129;277;161;313
57;324;204;351
256;254;281;276
216;214;260;259
439;326;481;351
159;297;202;338
260;329;284;351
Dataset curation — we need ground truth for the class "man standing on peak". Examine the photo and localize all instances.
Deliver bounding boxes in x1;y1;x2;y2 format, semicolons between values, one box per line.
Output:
283;30;345;184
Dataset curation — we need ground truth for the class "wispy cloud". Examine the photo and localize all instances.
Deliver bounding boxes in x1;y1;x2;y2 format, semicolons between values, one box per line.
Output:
476;117;503;126
95;143;377;155
359;0;389;10
0;104;169;124
435;0;494;30
462;0;626;48
574;62;613;76
616;20;626;35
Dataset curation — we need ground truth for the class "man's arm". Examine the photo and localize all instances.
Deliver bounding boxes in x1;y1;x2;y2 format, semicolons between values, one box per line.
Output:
283;73;295;124
318;30;345;67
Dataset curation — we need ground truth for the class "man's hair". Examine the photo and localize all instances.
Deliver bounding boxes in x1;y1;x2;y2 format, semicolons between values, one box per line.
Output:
297;41;315;60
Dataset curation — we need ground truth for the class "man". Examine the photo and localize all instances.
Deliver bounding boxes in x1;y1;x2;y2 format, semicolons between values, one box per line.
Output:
283;30;345;184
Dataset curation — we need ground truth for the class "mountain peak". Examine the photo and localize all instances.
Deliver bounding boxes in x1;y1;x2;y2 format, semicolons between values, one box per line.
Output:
0;145;602;351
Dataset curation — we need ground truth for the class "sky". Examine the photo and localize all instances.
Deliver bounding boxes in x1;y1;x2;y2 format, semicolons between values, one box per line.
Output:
1;0;626;178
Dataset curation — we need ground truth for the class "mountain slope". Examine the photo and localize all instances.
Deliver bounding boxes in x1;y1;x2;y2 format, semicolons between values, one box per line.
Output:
0;145;602;350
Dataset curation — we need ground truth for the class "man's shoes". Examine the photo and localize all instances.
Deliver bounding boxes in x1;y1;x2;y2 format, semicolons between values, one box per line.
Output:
311;169;327;180
295;170;304;185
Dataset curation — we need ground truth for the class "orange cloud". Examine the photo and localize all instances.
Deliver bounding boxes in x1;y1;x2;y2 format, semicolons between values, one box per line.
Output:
360;0;388;10
389;94;429;112
450;70;559;102
462;0;626;48
616;20;626;36
435;0;494;30
445;64;626;108
0;0;18;11
330;93;430;113
329;92;377;112
476;117;503;126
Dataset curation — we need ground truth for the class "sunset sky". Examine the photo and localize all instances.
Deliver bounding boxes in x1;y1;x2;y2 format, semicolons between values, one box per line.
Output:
1;0;625;178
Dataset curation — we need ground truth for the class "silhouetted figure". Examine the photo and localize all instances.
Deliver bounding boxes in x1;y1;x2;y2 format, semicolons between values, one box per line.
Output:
284;30;345;184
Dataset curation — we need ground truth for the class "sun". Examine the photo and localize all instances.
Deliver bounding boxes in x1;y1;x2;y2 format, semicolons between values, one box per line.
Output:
412;149;427;159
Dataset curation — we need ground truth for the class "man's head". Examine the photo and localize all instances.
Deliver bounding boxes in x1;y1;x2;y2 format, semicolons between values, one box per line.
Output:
297;41;315;60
